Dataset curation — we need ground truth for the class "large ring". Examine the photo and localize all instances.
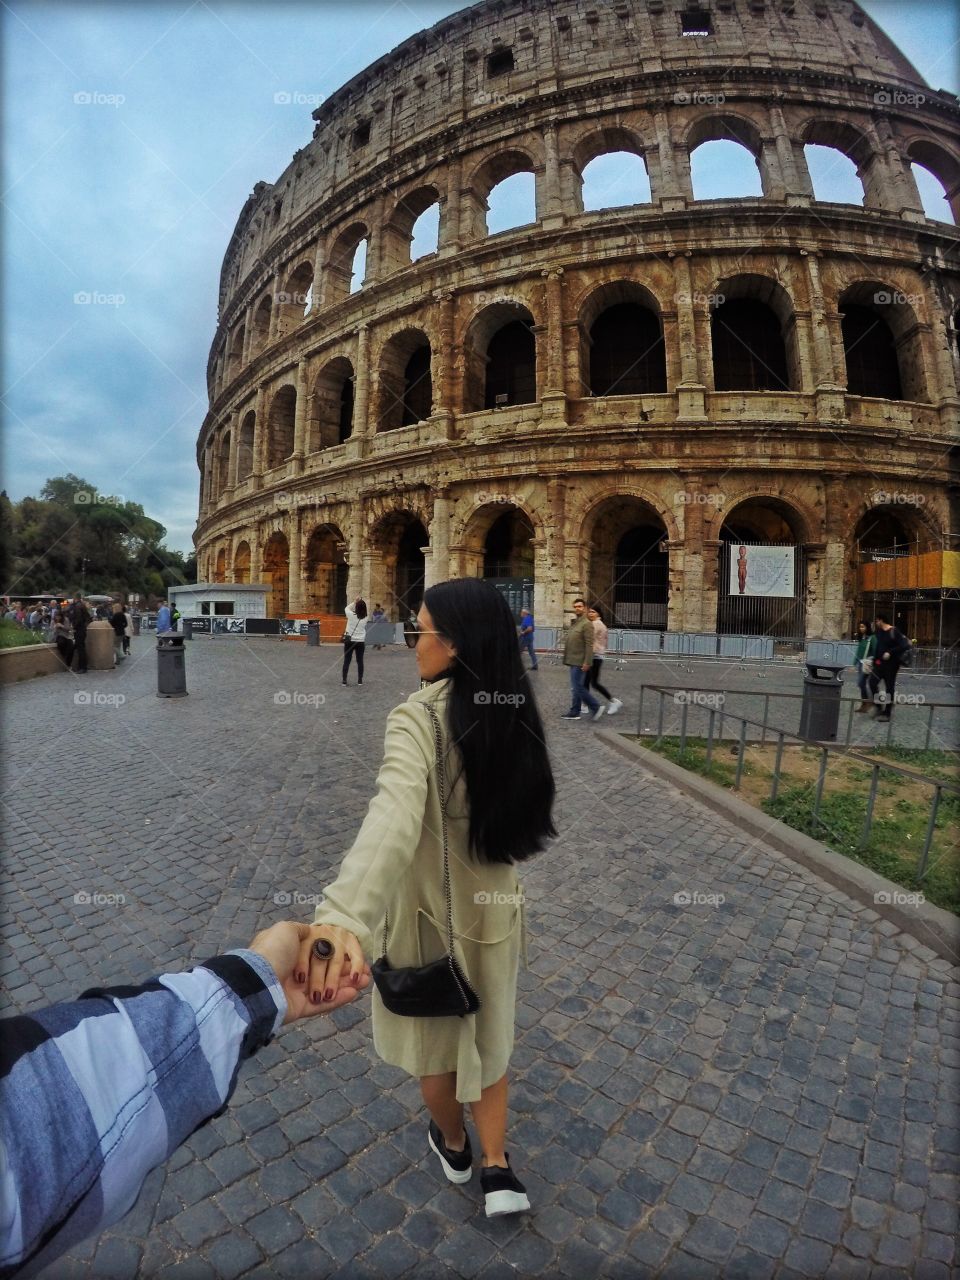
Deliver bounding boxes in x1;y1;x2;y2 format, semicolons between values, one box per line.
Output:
312;938;334;960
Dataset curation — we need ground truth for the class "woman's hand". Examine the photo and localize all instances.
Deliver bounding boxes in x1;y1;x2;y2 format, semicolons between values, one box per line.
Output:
248;921;371;1024
296;923;366;1008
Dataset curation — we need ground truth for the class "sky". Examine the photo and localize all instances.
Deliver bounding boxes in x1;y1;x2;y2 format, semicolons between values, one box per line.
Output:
3;0;958;556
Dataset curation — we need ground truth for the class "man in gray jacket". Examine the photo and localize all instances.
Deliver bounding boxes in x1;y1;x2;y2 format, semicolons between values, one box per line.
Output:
561;598;602;720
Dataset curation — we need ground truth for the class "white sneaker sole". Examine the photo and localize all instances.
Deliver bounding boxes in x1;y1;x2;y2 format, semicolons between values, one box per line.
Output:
428;1130;472;1184
484;1188;531;1216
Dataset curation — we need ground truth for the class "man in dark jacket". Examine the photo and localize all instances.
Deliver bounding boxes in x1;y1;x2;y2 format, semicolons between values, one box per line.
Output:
561;598;601;721
66;593;91;674
869;613;910;721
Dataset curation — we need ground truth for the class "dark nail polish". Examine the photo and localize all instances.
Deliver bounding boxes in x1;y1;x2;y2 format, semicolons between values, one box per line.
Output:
324;988;334;1002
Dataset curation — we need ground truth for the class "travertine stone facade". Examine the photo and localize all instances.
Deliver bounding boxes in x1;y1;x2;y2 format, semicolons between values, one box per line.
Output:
195;0;960;638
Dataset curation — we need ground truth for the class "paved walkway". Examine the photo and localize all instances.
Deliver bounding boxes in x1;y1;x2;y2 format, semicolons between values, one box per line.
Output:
2;639;958;1279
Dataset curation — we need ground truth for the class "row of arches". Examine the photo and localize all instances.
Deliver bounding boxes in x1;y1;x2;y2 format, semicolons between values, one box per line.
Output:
204;496;943;637
203;275;957;501
215;114;960;389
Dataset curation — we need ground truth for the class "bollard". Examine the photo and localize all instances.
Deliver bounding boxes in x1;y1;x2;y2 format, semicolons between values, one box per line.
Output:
182;618;194;641
157;631;188;698
132;614;141;637
307;619;320;648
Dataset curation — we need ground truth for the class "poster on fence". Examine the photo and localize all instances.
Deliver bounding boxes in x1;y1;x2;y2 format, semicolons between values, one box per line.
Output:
728;544;795;597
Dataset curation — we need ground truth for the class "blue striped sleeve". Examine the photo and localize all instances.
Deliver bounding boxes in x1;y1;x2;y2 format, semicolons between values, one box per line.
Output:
0;950;285;1277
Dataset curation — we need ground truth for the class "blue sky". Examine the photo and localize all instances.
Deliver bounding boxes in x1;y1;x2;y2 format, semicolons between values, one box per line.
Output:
3;0;958;555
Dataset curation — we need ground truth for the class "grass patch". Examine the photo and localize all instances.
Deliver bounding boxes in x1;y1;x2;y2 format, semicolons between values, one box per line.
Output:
636;734;960;915
0;620;45;649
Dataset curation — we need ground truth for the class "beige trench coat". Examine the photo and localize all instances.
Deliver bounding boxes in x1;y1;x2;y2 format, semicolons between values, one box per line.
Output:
312;677;528;1103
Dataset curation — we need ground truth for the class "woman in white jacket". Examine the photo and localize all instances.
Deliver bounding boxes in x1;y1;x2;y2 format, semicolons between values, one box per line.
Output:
342;597;368;685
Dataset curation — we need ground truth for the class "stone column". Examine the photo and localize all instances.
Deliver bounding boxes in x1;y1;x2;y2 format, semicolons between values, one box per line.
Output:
923;277;960;408
541;268;567;421
542;477;567;628
541;124;564;227
241;303;254;365
874;115;926;219
346;504;364;602
228;410;241;490
311;238;325;311
700;539;722;634
758;136;786;201
354;325;371;442
768;102;813;202
423;488;451;590
804;544;828;640
268;272;282;342
435;291;457;437
288;509;304;615
653;110;690;208
665;538;685;633
671;254;707;418
438;155;463;254
252;385;267;485
293;358;309;463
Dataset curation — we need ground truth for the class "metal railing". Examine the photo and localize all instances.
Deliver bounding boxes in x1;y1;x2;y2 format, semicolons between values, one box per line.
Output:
636;684;959;881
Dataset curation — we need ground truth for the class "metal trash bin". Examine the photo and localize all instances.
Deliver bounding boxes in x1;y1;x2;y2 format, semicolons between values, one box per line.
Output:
799;662;844;740
157;631;188;698
132;614;141;637
182;618;194;640
306;619;320;648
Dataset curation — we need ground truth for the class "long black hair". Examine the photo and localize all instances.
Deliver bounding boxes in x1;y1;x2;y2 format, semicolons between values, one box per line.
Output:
423;577;556;864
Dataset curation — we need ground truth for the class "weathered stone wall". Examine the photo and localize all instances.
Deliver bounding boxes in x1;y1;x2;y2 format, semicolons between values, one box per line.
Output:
195;0;960;637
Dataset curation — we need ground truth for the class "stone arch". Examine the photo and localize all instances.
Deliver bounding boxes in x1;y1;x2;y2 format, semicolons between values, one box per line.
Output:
261;530;289;617
368;508;429;619
214;547;227;583
233;540;251;584
454;498;545;580
325;221;369;304
237;411;255;482
381;184;442;272
277;259;314;334
375;327;433;431
302;523;348;613
905;139;960;224
310;356;354;449
266;384;297;468
576;280;667;397
570;126;652;212
579;491;674;629
227;322;245;377
838;280;928;403
464;148;540;239
717;494;817;638
686;113;769;199
461;301;539;412
251;295;272;357
709;274;800;392
799;118;877;208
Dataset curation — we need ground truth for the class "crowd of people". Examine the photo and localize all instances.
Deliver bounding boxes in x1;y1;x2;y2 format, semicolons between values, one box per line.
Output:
4;594;140;673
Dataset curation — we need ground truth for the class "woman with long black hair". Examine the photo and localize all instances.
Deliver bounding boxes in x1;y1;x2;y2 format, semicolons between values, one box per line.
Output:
299;577;556;1215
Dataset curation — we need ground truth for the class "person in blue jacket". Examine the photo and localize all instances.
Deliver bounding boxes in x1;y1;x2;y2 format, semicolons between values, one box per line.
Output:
0;922;370;1277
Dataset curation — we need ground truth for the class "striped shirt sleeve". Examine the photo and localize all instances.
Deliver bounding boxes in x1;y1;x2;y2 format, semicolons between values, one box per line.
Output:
0;949;285;1277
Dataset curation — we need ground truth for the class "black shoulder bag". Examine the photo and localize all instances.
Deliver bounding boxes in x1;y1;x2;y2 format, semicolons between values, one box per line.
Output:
370;703;481;1018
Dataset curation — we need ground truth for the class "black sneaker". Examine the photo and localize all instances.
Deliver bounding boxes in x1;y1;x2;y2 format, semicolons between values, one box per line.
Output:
480;1156;530;1216
428;1119;472;1184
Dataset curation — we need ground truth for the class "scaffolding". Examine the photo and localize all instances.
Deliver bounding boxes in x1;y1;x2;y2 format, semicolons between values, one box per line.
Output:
856;534;960;655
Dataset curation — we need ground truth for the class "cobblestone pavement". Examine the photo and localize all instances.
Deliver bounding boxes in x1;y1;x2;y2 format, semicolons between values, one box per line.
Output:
3;639;958;1279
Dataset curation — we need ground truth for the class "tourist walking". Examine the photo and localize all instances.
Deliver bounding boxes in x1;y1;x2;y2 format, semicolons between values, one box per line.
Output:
66;593;90;674
52;611;75;671
299;577;556;1217
109;603;129;665
869;614;910;721
156;600;172;633
370;603;386;649
561;598;601;721
852;620;876;712
517;607;538;670
583;604;623;715
122;608;132;656
342;597;368;685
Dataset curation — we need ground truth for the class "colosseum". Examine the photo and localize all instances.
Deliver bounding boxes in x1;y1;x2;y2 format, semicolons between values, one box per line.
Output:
195;0;960;647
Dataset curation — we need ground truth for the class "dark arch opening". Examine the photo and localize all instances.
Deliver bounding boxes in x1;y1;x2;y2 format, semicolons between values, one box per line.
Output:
589;303;666;395
483;508;535;578
711;299;790;391
841;305;903;400
485;320;536;408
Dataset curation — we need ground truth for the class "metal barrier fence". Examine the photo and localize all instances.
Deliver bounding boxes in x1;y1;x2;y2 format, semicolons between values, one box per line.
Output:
637;684;959;881
533;628;777;662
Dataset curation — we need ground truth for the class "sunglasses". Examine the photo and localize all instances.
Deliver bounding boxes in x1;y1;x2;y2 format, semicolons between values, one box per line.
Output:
409;621;446;644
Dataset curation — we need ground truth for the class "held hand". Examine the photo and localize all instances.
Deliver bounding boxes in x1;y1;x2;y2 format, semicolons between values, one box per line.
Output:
581;662;591;672
296;924;366;1009
248;921;370;1025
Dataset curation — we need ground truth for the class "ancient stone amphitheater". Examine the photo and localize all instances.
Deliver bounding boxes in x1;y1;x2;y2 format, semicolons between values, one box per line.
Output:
195;0;960;643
